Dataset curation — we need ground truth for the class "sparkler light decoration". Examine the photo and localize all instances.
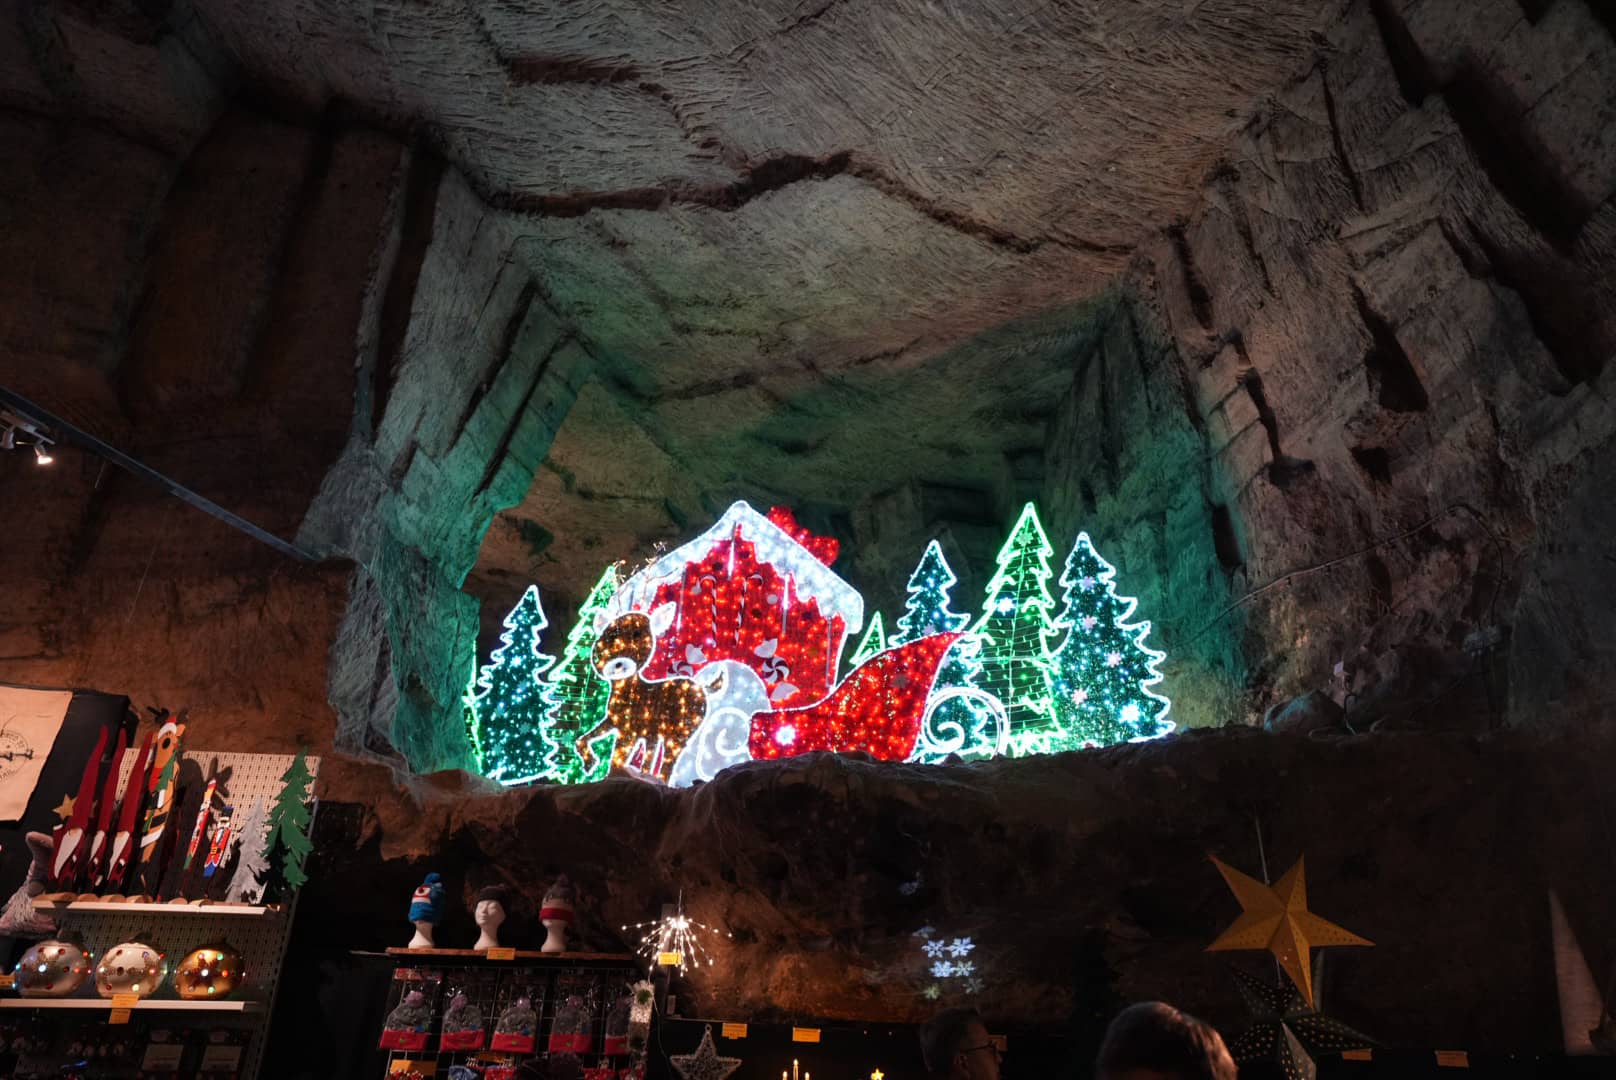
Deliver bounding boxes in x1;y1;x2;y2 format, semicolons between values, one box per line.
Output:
622;895;730;974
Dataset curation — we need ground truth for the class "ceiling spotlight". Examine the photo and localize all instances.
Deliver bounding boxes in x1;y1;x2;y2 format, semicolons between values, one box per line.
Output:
34;443;53;466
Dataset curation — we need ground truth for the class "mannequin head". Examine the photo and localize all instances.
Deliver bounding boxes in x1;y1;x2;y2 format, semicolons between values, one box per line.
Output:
474;886;509;932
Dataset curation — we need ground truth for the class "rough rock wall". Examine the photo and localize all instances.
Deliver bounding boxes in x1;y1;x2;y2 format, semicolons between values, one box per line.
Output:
1052;0;1616;729
299;164;596;773
0;92;387;749
2;5;597;770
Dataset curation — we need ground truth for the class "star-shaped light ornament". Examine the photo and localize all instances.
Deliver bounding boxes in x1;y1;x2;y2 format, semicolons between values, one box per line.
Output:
1205;856;1371;1007
1225;960;1374;1080
670;1025;742;1080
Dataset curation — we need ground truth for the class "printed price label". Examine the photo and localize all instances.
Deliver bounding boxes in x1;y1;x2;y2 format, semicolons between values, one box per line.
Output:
485;947;517;961
721;1023;748;1039
658;951;683;967
1342;1049;1373;1061
108;1008;132;1025
792;1027;821;1043
1434;1050;1470;1068
200;1044;244;1070
141;1044;183;1067
110;993;140;1009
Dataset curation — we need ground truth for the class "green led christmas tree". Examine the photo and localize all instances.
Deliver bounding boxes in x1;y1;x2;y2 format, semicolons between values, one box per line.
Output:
895;540;1001;762
461;658;483;774
1045;531;1172;746
537;568;619;784
847;610;887;668
474;585;558;785
260;749;314;900
972;503;1058;755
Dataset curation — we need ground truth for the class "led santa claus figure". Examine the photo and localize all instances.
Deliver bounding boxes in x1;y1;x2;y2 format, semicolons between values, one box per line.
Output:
406;872;444;949
540;875;576;954
473;885;509;951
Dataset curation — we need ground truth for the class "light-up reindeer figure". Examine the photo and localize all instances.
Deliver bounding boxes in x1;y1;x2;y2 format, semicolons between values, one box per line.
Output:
576;603;708;781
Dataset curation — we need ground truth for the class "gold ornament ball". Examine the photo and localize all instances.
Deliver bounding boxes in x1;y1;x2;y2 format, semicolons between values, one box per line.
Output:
13;939;92;997
173;945;245;1000
95;941;166;999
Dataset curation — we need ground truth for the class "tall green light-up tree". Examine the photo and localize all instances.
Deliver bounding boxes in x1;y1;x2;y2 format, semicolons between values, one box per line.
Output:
1045;531;1172;746
539;567;620;783
474;585;558;785
972;503;1058;754
895;540;1000;762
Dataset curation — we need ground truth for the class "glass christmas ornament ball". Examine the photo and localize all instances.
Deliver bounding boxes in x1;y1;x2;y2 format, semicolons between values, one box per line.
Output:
13;939;91;997
173;944;244;999
95;940;166;999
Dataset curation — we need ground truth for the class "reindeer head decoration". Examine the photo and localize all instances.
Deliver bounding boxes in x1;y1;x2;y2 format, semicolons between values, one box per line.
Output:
576;603;708;780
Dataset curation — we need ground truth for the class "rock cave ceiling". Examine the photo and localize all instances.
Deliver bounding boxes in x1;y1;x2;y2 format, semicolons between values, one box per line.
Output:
185;0;1344;612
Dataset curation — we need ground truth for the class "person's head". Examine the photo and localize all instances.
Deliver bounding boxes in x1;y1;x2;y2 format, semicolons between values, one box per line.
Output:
1095;1002;1235;1080
920;1008;1001;1080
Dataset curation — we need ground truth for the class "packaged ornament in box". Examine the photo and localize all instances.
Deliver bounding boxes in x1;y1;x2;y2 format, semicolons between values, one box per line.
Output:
490;981;543;1053
440;987;487;1051
197;1027;250;1077
603;992;631;1055
378;969;441;1051
547;992;594;1053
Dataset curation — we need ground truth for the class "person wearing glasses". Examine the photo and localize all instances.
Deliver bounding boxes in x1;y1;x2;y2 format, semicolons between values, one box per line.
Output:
919;1008;1003;1080
1094;1001;1236;1080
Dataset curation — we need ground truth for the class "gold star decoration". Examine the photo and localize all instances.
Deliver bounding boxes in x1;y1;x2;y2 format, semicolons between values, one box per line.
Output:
52;794;76;821
872;1071;885;1080
1206;855;1371;1006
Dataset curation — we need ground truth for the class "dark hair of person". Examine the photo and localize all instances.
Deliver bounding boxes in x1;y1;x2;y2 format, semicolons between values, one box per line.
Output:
920;1007;984;1075
1095;1002;1236;1080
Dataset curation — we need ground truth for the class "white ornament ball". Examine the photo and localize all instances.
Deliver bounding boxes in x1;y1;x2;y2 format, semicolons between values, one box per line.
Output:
13;939;91;997
96;940;166;999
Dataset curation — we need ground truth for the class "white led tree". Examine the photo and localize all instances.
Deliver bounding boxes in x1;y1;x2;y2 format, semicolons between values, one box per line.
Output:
1045;531;1171;746
473;585;558;785
972;503;1058;755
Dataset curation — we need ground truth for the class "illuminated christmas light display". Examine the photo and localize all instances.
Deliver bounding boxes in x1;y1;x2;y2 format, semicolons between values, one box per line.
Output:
748;632;961;761
895;541;1003;763
847;611;887;668
622;894;731;974
609;501;863;709
1044;532;1172;746
474;585;558;785
539;567;621;783
971;503;1059;754
473;500;1171;786
574;606;708;781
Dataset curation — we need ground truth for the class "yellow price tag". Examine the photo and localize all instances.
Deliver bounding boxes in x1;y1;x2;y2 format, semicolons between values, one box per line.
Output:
390;1061;438;1076
1434;1050;1469;1068
486;947;516;961
792;1027;821;1043
721;1023;748;1039
108;1008;132;1025
658;951;683;967
110;993;140;1010
1342;1049;1373;1062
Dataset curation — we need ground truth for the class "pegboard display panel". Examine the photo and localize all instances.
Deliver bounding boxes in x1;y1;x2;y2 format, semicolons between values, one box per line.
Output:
378;957;641;1078
8;750;319;1080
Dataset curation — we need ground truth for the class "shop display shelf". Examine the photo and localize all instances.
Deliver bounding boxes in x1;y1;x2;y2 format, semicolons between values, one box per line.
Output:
0;998;263;1013
33;899;278;917
380;947;637;962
